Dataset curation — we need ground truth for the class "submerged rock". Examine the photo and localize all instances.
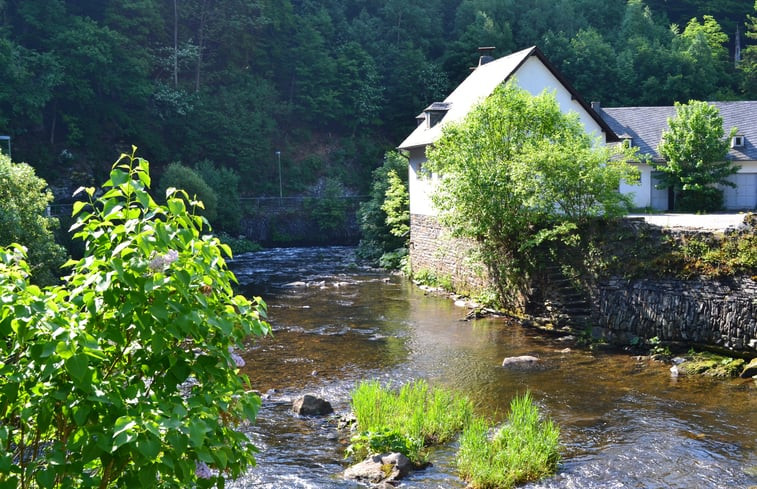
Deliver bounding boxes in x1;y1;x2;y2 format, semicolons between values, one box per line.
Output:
292;394;334;416
740;358;757;378
676;355;745;378
502;355;540;367
344;452;412;484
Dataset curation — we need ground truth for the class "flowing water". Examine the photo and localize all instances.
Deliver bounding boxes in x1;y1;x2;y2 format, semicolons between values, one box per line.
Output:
227;246;757;489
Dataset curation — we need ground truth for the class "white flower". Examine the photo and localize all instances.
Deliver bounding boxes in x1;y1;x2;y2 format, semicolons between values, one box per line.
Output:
228;346;246;368
148;250;179;272
195;461;212;479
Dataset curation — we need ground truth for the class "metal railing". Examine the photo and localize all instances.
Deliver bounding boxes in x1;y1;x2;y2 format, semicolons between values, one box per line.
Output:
46;196;368;217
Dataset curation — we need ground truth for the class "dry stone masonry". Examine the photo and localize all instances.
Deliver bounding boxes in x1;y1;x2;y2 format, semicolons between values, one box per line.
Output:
594;277;757;353
410;213;757;355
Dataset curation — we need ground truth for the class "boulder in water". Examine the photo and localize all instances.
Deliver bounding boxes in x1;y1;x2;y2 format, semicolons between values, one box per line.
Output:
292;394;334;416
344;452;412;484
502;355;539;367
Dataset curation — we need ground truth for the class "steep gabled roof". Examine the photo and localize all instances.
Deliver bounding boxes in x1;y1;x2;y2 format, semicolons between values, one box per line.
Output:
598;101;757;162
398;46;618;151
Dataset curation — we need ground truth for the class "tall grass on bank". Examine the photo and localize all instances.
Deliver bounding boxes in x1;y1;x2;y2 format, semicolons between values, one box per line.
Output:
349;379;474;462
457;391;560;488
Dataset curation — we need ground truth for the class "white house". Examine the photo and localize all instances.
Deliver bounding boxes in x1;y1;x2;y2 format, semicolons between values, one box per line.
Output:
595;101;757;210
397;45;620;219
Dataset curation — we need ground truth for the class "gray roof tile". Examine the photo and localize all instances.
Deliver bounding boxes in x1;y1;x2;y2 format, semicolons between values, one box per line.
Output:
598;101;757;161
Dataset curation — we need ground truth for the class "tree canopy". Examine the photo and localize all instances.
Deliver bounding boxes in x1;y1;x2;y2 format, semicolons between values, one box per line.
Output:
0;0;753;199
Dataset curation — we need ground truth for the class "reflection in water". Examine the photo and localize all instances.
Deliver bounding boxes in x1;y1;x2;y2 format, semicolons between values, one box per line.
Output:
229;247;757;489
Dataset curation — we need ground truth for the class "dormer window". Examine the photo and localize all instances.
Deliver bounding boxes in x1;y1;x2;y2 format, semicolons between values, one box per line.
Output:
731;135;745;148
423;102;450;128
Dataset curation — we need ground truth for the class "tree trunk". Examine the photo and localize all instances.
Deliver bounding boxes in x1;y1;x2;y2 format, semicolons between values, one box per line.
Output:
173;0;178;87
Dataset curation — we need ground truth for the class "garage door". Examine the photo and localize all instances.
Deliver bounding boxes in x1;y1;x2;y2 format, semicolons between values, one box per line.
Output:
722;173;757;210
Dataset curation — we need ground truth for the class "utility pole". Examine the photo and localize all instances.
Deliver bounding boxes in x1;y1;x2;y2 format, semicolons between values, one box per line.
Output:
276;150;282;203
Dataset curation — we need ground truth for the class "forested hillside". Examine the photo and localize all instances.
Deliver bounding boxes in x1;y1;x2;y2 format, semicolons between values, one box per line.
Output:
1;0;756;197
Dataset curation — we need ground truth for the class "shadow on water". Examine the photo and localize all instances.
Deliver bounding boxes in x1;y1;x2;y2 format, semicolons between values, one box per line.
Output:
229;246;757;489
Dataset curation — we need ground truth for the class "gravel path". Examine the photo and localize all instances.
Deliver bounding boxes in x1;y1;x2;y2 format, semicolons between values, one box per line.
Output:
626;213;749;232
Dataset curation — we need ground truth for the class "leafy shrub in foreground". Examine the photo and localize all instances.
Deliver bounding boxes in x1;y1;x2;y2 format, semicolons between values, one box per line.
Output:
0;149;270;488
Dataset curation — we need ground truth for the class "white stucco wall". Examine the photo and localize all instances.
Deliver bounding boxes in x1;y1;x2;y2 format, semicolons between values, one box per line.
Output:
620;162;654;209
515;57;607;144
407;147;438;216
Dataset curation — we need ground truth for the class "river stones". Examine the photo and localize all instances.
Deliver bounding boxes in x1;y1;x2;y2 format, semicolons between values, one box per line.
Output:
292;394;334;416
344;452;412;484
501;355;540;367
741;358;757;378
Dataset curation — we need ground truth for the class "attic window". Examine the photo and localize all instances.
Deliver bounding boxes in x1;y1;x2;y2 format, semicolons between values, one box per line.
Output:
620;136;634;148
731;135;745;148
423;102;450;128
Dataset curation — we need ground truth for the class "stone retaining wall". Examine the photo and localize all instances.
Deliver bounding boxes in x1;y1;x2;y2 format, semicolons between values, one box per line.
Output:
409;214;488;295
410;213;757;354
594;277;757;353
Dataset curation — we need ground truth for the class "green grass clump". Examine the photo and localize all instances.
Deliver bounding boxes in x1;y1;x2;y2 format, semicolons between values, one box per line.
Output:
349;379;474;463
457;392;560;489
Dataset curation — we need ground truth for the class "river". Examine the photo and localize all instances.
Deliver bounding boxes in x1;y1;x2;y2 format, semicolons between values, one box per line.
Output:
227;246;757;489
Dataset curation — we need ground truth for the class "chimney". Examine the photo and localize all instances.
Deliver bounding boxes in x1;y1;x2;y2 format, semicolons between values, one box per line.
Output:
477;46;495;67
591;101;601;112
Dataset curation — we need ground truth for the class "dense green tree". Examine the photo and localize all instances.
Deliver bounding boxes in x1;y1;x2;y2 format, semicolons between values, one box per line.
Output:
0;38;61;131
656;100;739;211
425;83;638;308
381;169;410;241
194;159;243;234
545;28;622;105
158;162;219;224
357;151;409;264
741;1;757;96
0;153;66;284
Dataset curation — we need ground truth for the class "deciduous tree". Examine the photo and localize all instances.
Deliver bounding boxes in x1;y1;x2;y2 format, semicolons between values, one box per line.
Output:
656;100;739;211
425;82;638;308
0;153;66;284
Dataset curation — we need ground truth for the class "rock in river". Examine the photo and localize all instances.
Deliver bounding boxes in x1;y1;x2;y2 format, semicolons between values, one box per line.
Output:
292;394;334;416
741;358;757;378
344;452;412;484
502;355;539;367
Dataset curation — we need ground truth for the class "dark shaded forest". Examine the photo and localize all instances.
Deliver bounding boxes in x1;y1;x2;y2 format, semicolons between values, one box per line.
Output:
1;0;756;198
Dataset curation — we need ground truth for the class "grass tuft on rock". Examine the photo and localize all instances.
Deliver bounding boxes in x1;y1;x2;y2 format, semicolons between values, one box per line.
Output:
457;391;560;489
349;379;474;463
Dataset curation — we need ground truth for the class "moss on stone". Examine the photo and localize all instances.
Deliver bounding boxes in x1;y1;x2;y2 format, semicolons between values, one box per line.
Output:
678;352;746;378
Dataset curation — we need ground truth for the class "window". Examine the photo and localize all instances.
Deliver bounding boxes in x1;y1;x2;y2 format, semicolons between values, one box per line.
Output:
620;136;633;148
731;135;745;148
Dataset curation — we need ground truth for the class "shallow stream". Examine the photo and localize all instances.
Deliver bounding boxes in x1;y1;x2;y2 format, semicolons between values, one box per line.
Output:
228;246;757;489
